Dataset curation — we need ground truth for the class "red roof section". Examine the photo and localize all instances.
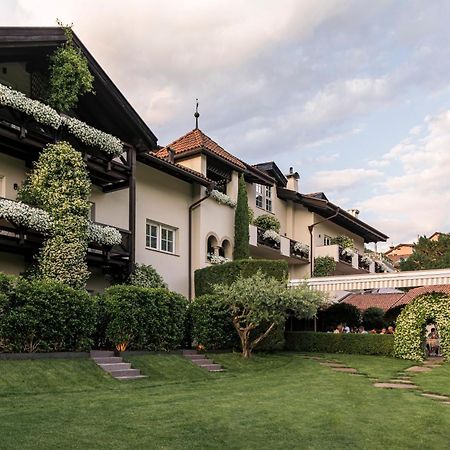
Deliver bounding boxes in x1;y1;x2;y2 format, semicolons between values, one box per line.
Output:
156;128;246;170
394;285;450;307
343;293;404;312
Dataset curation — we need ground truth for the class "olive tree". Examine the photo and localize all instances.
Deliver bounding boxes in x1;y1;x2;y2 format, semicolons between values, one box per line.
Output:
214;271;325;358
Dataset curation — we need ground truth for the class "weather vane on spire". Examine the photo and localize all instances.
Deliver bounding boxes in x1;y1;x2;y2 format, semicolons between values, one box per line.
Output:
194;98;200;129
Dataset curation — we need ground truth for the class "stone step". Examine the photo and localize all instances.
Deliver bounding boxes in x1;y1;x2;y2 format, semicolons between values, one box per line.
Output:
421;393;449;401
374;382;418;389
182;350;198;355
192;359;212;366
185;354;207;360
115;375;147;380
93;357;123;364
110;369;141;378
197;363;223;371
90;350;114;357
99;363;131;372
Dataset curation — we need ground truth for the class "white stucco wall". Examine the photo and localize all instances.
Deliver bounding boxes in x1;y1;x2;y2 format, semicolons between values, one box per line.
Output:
0;153;27;200
90;186;129;230
135;163;193;297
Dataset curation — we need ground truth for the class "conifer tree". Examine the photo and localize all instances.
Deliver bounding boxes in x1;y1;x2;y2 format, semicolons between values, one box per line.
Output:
233;174;250;260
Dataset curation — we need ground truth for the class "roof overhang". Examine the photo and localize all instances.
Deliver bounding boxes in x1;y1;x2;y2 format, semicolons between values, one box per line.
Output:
244;163;275;186
173;147;246;172
253;161;287;187
277;187;389;243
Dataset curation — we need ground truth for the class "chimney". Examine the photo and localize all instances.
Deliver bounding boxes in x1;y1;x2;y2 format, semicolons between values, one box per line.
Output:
347;208;360;218
286;167;300;192
167;146;175;163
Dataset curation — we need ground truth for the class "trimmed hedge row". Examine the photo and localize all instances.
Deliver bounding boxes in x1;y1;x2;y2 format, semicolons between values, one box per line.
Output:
195;259;288;296
285;332;394;356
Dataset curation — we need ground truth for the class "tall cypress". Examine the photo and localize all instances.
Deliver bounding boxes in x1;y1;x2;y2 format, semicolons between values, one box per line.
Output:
233;174;250;260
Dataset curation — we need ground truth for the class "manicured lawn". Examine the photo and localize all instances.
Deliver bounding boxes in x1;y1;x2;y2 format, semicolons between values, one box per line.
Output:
0;353;450;449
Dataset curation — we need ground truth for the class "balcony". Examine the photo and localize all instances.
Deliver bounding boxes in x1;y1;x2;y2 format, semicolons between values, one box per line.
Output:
315;244;376;275
249;225;309;264
0;199;131;270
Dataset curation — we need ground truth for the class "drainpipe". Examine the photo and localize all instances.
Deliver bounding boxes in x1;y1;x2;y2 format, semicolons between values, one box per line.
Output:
307;207;340;332
188;184;214;300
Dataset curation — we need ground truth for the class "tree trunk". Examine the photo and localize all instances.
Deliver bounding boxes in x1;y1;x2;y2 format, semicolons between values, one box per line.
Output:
233;318;252;358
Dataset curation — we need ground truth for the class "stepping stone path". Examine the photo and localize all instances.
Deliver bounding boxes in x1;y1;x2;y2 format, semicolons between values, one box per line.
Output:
183;350;224;372
307;355;450;405
90;351;146;380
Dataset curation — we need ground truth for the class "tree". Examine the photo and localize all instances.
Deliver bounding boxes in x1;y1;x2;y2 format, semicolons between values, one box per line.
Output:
400;234;450;271
320;302;361;330
214;271;325;358
233;174;250;260
362;307;386;330
313;256;337;277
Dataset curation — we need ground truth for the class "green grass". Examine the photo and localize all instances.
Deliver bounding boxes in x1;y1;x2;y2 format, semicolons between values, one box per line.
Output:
410;363;450;396
0;353;450;449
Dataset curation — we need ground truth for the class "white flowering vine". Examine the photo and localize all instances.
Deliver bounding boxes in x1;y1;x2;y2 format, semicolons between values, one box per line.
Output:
0;83;123;157
0;198;121;246
341;247;355;257
210;190;237;208
293;242;309;255
262;229;281;243
62;116;123;157
0;83;62;129
361;255;372;265
394;293;450;361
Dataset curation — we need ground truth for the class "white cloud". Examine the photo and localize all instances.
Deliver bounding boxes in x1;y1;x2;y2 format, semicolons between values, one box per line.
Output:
310;168;383;192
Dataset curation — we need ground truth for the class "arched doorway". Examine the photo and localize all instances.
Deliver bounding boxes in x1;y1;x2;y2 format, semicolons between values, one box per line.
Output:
394;293;450;361
221;238;232;259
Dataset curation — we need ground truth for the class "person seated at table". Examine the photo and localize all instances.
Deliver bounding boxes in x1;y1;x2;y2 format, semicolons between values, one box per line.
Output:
427;328;440;356
387;326;395;334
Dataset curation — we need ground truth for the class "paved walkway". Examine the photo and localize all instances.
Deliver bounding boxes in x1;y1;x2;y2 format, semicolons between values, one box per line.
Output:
305;355;450;405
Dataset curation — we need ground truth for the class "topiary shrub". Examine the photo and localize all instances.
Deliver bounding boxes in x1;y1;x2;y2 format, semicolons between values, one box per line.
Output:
0;278;95;352
128;264;166;289
321;302;361;330
47;21;94;112
394;293;450;361
313;256;336;277
102;285;188;351
363;307;386;330
190;295;238;350
330;235;354;249
195;259;288;296
253;214;280;232
233;174;250;260
285;332;394;356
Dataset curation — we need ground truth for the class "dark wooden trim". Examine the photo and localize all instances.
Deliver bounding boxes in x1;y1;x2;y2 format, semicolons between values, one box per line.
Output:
129;146;136;274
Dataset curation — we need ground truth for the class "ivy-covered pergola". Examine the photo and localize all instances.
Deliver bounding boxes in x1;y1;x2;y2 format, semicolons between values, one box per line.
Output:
394;292;450;361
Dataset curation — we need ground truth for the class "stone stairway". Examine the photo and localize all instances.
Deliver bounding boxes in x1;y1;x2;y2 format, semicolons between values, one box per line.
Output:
183;350;224;372
90;350;146;380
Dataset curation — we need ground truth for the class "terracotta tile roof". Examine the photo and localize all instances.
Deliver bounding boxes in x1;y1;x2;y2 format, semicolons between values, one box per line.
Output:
393;285;450;307
343;293;404;312
156;128;246;170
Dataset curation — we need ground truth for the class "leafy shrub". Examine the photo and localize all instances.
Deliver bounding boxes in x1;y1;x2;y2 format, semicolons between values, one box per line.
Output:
102;285;188;351
0;278;95;352
0;273;15;297
233;174;250;259
384;305;405;326
330;235;354;249
128;264;166;289
285;332;394;356
190;295;238;350
253;214;280;232
313;256;336;277
195;259;288;296
320;302;361;329
47;22;94;112
363;307;386;330
394;293;450;361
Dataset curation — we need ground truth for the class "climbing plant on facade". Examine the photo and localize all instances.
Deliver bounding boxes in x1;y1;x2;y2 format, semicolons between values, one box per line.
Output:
18;141;91;289
47;21;94;112
394;293;450;361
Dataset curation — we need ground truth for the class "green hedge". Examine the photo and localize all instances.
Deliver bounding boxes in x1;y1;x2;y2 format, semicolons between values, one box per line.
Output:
0;278;95;352
102;285;188;351
195;259;288;296
285;332;394;356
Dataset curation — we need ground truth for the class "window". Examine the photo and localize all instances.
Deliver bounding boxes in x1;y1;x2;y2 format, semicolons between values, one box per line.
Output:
256;184;272;212
324;235;332;246
146;221;176;254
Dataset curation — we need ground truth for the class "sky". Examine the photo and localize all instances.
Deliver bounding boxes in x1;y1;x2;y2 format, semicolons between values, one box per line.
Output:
3;0;450;249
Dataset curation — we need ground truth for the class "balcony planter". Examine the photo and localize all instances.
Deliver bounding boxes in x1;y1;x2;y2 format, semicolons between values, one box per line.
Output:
358;254;372;271
291;241;309;260
207;253;231;265
339;246;354;264
256;227;281;250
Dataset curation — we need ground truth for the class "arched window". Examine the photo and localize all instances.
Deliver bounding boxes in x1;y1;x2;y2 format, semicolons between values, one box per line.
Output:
207;234;219;260
221;239;232;258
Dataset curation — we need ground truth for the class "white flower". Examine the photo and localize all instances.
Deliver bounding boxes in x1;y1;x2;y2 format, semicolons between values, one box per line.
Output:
62;116;123;157
0;198;53;233
262;229;281;243
0;83;62;129
87;222;122;246
293;242;309;254
361;255;372;265
209;190;237;208
342;247;355;257
208;253;230;265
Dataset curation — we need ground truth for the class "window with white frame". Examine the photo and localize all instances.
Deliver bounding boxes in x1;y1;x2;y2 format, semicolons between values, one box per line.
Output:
324;235;332;246
146;221;176;254
255;184;272;212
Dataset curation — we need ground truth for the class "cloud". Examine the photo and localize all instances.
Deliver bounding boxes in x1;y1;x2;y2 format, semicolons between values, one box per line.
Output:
309;168;383;192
